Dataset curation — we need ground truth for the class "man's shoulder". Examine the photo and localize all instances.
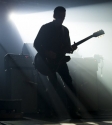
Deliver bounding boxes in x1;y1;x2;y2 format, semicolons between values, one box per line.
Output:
41;22;53;28
62;25;69;32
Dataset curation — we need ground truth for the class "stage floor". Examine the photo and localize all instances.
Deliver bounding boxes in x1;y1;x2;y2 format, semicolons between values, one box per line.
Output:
0;114;112;125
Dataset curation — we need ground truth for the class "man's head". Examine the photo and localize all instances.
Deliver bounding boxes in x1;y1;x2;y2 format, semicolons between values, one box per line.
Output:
53;6;66;25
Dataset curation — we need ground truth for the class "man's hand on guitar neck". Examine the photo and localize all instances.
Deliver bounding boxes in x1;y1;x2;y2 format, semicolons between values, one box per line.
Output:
45;51;57;59
71;42;77;52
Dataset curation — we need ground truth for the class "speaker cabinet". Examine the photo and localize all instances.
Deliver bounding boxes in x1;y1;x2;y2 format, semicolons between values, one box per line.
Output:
4;54;37;113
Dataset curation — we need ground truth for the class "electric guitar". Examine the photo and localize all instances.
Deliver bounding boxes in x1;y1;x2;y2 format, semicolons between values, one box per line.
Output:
34;30;105;76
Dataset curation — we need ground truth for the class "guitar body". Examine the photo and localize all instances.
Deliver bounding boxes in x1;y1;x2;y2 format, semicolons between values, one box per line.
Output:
34;53;71;76
34;53;50;75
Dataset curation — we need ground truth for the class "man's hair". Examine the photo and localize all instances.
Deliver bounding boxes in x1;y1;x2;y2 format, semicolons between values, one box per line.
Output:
53;6;66;19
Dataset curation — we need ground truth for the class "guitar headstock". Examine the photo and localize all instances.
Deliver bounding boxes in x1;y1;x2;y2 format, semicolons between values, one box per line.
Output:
93;30;105;37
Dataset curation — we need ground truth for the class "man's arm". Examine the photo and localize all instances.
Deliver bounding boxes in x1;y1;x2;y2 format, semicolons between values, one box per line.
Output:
64;27;77;53
34;26;47;56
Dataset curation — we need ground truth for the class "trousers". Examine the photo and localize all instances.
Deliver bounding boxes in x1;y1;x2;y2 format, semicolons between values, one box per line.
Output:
48;63;77;118
48;63;76;94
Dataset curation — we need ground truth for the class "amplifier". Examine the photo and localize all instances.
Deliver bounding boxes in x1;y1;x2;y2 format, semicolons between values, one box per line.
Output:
4;53;38;113
70;57;98;72
68;58;98;112
4;53;34;69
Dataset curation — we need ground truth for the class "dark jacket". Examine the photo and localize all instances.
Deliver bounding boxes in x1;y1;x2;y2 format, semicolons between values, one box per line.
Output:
34;21;72;56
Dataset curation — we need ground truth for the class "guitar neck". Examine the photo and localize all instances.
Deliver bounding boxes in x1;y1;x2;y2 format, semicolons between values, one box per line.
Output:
76;35;93;46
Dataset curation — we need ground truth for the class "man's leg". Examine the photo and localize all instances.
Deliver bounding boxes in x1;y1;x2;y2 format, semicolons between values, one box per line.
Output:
57;63;76;95
47;72;68;104
47;72;71;119
47;72;58;89
57;63;80;118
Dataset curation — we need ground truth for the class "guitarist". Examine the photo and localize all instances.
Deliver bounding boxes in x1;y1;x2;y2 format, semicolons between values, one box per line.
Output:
34;6;78;118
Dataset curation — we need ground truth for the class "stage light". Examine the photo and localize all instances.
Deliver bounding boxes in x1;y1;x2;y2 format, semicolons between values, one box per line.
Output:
9;11;53;43
9;13;17;20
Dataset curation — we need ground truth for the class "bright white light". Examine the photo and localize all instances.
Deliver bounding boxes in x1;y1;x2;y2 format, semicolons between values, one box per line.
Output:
61;123;76;125
9;13;17;20
9;6;105;45
103;121;112;123
9;2;111;57
9;11;53;43
86;122;99;125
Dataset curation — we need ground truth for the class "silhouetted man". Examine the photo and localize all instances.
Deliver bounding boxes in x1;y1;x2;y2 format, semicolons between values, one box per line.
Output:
34;6;79;118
